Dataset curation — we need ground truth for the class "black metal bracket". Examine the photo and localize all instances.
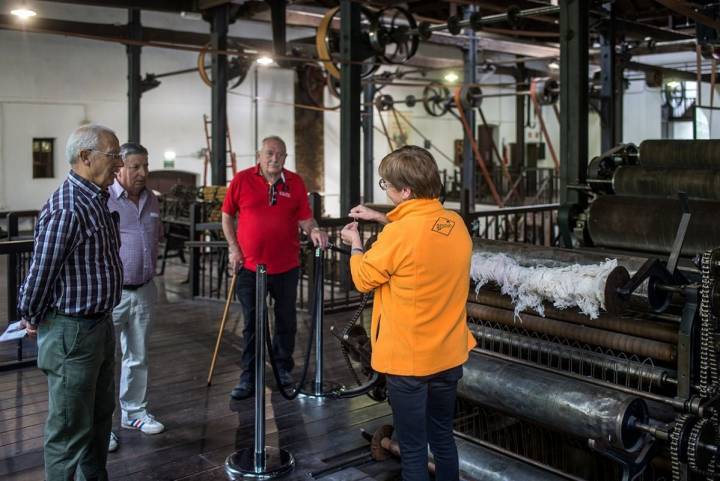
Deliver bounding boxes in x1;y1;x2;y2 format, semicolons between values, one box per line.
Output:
589;436;658;481
616;192;691;312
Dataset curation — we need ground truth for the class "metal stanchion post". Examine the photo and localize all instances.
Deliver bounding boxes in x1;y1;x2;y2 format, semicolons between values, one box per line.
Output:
225;265;294;479
300;248;340;398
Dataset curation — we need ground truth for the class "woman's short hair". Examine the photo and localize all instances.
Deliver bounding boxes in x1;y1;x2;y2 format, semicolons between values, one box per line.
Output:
378;145;443;199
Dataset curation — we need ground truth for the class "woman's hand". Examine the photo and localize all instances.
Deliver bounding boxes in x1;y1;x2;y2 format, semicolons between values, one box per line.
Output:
349;205;389;224
340;221;362;248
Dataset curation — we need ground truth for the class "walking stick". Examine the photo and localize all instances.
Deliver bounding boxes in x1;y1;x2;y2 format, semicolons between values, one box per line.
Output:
207;272;238;386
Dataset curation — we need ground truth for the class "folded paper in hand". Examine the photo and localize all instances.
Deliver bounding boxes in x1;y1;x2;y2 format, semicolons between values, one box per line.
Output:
0;321;27;342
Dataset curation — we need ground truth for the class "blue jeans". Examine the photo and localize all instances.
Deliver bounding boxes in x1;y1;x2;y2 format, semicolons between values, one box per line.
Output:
386;365;463;481
235;267;299;380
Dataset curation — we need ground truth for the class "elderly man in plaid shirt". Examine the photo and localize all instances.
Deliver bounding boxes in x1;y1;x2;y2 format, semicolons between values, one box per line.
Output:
19;124;124;481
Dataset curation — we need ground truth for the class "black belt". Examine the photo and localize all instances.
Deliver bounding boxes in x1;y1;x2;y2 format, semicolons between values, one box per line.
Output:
123;281;149;291
55;310;109;321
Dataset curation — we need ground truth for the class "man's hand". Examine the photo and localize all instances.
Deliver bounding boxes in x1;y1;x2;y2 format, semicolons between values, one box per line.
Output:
21;319;37;339
349;204;388;224
228;246;245;273
310;227;329;249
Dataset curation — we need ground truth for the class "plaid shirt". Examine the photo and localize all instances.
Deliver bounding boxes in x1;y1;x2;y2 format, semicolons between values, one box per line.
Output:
19;171;123;325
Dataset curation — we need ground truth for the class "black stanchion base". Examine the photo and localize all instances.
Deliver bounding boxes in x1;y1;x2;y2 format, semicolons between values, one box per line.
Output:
225;446;294;479
297;380;343;400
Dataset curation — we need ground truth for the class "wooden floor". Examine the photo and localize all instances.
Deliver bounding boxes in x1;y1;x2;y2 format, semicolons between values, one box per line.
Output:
0;260;398;481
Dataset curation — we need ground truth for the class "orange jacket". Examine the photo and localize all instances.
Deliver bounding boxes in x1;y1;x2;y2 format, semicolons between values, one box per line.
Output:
349;199;476;376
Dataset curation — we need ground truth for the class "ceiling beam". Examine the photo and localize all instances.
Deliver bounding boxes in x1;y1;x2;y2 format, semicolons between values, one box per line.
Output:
35;0;199;13
0;14;280;51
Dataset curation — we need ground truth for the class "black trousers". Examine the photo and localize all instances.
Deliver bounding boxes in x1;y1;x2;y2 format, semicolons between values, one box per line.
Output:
386;365;464;481
235;267;299;381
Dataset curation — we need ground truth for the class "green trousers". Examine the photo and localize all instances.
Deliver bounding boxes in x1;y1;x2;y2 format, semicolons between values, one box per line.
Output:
37;311;116;481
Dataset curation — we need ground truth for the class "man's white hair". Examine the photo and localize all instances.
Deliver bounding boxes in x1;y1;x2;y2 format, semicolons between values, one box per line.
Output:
65;123;116;164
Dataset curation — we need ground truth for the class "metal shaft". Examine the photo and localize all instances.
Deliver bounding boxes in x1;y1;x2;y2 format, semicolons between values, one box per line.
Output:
469;288;679;344
458;351;649;451
466;303;677;362
254;264;267;472
314;248;324;395
415;5;560;36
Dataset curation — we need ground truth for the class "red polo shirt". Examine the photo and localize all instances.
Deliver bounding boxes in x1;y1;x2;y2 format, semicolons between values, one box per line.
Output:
222;166;313;274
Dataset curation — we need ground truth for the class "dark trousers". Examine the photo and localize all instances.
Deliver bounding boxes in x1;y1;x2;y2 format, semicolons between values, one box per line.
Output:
38;312;115;481
235;267;299;381
386;365;463;481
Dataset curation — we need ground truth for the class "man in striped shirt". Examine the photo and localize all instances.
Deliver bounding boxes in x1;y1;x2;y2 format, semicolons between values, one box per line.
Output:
19;124;124;481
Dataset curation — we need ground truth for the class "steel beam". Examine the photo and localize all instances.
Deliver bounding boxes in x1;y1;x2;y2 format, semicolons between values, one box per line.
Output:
127;9;142;143
339;0;362;214
600;4;623;152
210;4;229;186
514;64;526;173
39;0;197;12
363;83;375;204
559;0;589;206
461;7;477;216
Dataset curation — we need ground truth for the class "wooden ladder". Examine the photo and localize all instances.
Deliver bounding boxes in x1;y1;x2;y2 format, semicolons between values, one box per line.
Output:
202;114;237;186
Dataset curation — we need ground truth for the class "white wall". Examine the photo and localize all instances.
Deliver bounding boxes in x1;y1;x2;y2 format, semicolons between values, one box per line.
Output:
0;5;669;214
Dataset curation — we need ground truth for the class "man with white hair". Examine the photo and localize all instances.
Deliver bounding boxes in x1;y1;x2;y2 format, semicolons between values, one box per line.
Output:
19;124;124;481
106;142;164;453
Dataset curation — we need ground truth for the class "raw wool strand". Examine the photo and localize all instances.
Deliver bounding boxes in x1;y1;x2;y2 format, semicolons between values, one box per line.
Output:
470;253;618;319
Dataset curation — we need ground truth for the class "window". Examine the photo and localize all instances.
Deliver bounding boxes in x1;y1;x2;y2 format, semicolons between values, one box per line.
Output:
32;138;54;178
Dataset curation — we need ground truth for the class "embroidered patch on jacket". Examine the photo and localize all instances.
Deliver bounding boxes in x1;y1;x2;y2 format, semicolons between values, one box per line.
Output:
431;217;455;236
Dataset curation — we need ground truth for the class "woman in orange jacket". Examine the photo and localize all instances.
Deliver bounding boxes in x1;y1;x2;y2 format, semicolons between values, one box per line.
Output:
340;146;475;481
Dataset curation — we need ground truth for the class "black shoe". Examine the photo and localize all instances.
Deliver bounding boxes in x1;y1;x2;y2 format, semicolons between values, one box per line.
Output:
230;380;254;400
277;370;294;388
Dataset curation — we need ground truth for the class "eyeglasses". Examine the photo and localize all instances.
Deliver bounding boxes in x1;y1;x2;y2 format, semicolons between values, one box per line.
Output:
89;150;122;161
378;178;390;191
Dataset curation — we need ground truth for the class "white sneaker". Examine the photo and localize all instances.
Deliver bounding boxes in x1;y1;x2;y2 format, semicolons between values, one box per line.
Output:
121;413;165;435
108;432;119;452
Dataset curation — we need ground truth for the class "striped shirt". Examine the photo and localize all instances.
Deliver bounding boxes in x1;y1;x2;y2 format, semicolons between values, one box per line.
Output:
18;170;123;325
107;181;162;286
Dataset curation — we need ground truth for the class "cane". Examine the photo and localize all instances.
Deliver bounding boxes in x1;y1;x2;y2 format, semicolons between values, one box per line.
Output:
207;272;238;386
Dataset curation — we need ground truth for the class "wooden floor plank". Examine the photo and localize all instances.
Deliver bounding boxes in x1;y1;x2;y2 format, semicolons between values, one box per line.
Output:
0;260;394;481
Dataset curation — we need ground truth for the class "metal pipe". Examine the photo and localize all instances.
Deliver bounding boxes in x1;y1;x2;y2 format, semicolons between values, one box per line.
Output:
254;264;267;472
469;289;678;344
474;348;686;410
412;5;560;36
466;303;677;362
313;248;324;395
458;351;649;450
470;324;676;387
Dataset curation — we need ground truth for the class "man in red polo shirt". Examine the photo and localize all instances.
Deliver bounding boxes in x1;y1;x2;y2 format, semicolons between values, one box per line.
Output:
222;135;328;400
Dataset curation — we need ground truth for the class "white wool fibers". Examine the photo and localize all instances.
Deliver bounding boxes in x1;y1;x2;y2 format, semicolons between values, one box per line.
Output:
470;253;618;319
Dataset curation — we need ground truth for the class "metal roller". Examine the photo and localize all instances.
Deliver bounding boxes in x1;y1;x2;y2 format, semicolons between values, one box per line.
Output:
458;351;649;451
466;303;677;362
470;324;676;388
588;195;720;256
613;166;720;201
372;426;574;481
639;140;720;169
469;288;678;344
473;239;649;271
